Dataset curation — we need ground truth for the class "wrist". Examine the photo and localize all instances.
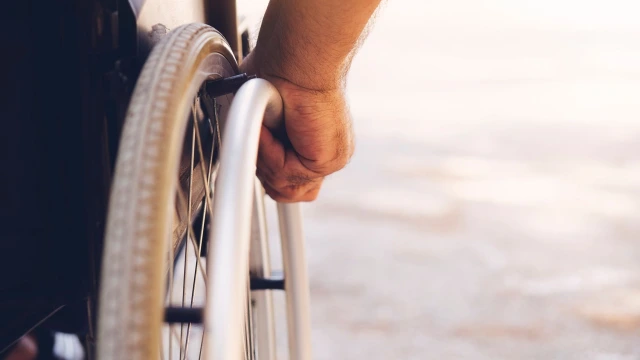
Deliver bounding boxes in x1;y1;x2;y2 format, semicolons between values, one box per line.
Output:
251;43;345;93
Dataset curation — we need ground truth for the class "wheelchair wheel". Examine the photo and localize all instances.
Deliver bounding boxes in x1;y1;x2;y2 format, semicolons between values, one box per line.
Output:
96;23;262;360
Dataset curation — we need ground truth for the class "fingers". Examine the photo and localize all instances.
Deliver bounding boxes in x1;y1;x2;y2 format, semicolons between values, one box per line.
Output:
257;166;323;203
254;83;354;202
280;87;354;175
257;124;286;171
260;177;322;203
257;126;324;202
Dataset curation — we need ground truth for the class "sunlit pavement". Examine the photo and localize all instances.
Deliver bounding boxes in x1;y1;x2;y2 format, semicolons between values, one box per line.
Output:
243;1;640;358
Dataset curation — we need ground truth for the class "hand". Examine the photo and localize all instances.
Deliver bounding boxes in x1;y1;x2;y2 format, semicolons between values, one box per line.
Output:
240;52;354;202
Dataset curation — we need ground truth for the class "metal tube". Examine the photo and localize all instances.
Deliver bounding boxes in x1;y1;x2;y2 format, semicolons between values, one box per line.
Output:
206;0;241;60
250;179;277;360
278;203;313;360
203;79;283;360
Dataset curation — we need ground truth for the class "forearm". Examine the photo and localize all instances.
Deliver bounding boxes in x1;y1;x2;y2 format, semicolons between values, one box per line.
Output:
244;0;381;202
254;0;382;91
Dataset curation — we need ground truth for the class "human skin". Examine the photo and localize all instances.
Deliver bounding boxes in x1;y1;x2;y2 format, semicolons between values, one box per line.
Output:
3;3;382;358
241;0;382;202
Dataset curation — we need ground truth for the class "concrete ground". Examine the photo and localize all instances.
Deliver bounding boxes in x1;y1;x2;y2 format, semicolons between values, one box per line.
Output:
241;1;640;359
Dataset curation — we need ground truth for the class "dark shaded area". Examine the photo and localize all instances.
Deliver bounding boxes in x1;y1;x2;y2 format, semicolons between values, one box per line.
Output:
0;0;132;349
0;0;241;351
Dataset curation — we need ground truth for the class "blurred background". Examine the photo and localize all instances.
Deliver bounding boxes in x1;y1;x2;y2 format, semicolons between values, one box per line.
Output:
241;0;640;358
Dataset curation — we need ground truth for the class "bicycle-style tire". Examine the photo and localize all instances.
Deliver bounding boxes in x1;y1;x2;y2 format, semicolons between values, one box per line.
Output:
97;23;242;360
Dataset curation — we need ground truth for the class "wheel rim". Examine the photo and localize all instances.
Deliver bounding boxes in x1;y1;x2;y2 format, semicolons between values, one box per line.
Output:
165;86;221;360
162;57;260;360
163;82;257;360
98;24;259;360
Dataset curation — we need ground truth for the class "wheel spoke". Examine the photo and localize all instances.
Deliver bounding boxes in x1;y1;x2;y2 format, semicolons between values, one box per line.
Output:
193;103;216;216
197;336;204;360
180;109;197;360
165;88;233;360
171;326;188;359
183;98;218;360
175;187;208;283
168;98;216;359
96;25;246;360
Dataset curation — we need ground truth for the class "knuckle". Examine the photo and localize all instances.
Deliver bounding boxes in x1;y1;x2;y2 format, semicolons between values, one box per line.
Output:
299;131;353;175
263;181;322;203
301;189;320;202
263;185;289;203
279;185;304;199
